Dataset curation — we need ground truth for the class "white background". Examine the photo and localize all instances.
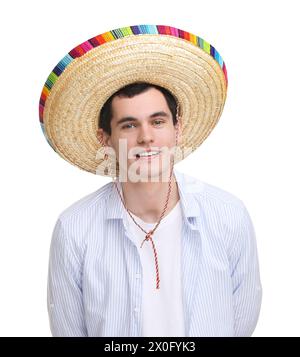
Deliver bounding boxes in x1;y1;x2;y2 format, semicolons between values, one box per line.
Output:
0;0;299;337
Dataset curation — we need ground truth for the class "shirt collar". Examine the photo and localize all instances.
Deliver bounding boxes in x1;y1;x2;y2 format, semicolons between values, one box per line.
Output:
105;168;203;220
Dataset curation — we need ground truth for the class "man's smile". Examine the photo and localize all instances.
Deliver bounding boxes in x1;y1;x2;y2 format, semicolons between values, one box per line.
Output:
136;150;161;160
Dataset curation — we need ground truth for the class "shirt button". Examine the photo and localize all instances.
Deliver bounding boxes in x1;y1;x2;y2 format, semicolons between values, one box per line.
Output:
134;307;140;313
135;273;141;279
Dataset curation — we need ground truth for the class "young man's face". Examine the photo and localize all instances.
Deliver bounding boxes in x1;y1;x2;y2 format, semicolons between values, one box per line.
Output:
97;87;181;182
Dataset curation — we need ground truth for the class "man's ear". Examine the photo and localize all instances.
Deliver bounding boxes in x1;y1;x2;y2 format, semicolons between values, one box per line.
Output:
175;117;183;146
97;128;112;147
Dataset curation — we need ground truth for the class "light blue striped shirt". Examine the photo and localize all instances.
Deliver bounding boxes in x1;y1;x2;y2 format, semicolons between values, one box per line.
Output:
47;169;262;337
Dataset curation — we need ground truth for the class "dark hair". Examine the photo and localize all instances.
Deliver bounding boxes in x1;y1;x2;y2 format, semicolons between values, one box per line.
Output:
98;82;178;135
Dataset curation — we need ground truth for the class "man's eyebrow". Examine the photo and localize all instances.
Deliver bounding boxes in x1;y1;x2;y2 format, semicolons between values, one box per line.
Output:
116;111;169;126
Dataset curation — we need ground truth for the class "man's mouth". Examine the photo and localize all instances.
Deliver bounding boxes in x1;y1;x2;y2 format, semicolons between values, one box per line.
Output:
136;150;161;159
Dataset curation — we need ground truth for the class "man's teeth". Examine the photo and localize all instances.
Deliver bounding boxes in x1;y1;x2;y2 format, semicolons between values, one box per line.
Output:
137;151;160;158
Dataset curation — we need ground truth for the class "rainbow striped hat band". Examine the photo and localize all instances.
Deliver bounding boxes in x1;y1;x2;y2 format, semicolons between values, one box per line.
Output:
39;24;228;176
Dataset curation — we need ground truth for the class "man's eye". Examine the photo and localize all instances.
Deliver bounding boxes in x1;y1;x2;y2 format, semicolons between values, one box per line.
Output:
122;123;136;129
153;120;163;125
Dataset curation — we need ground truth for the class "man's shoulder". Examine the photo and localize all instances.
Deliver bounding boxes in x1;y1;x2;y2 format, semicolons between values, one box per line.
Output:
57;181;113;224
176;170;245;209
201;181;245;209
177;171;253;249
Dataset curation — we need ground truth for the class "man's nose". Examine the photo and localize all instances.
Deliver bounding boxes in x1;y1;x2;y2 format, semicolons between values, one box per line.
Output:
137;124;154;144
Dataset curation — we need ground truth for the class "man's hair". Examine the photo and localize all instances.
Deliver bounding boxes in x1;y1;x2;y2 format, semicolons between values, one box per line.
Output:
98;82;178;135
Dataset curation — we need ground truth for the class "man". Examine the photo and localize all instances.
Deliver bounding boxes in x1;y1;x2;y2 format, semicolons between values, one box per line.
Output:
41;25;262;337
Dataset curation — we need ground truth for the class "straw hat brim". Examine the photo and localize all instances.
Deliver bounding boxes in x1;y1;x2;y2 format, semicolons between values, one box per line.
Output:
39;25;228;176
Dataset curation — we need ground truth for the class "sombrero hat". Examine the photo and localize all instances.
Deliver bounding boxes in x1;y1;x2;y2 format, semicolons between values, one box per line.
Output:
39;24;228;176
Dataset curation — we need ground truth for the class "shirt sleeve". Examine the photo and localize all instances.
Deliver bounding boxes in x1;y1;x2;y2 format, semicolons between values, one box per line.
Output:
47;218;88;336
229;204;263;337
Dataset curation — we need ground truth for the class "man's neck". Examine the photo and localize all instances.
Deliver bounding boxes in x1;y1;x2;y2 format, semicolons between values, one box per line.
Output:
120;173;180;223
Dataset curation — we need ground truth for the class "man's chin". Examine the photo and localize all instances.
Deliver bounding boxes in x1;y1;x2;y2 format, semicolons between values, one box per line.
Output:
119;161;172;183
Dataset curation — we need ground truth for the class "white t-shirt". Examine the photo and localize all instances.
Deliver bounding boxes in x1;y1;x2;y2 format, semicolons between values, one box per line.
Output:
124;200;185;337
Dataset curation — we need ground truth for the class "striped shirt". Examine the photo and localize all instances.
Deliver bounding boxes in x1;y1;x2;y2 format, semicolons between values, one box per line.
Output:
47;168;262;336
